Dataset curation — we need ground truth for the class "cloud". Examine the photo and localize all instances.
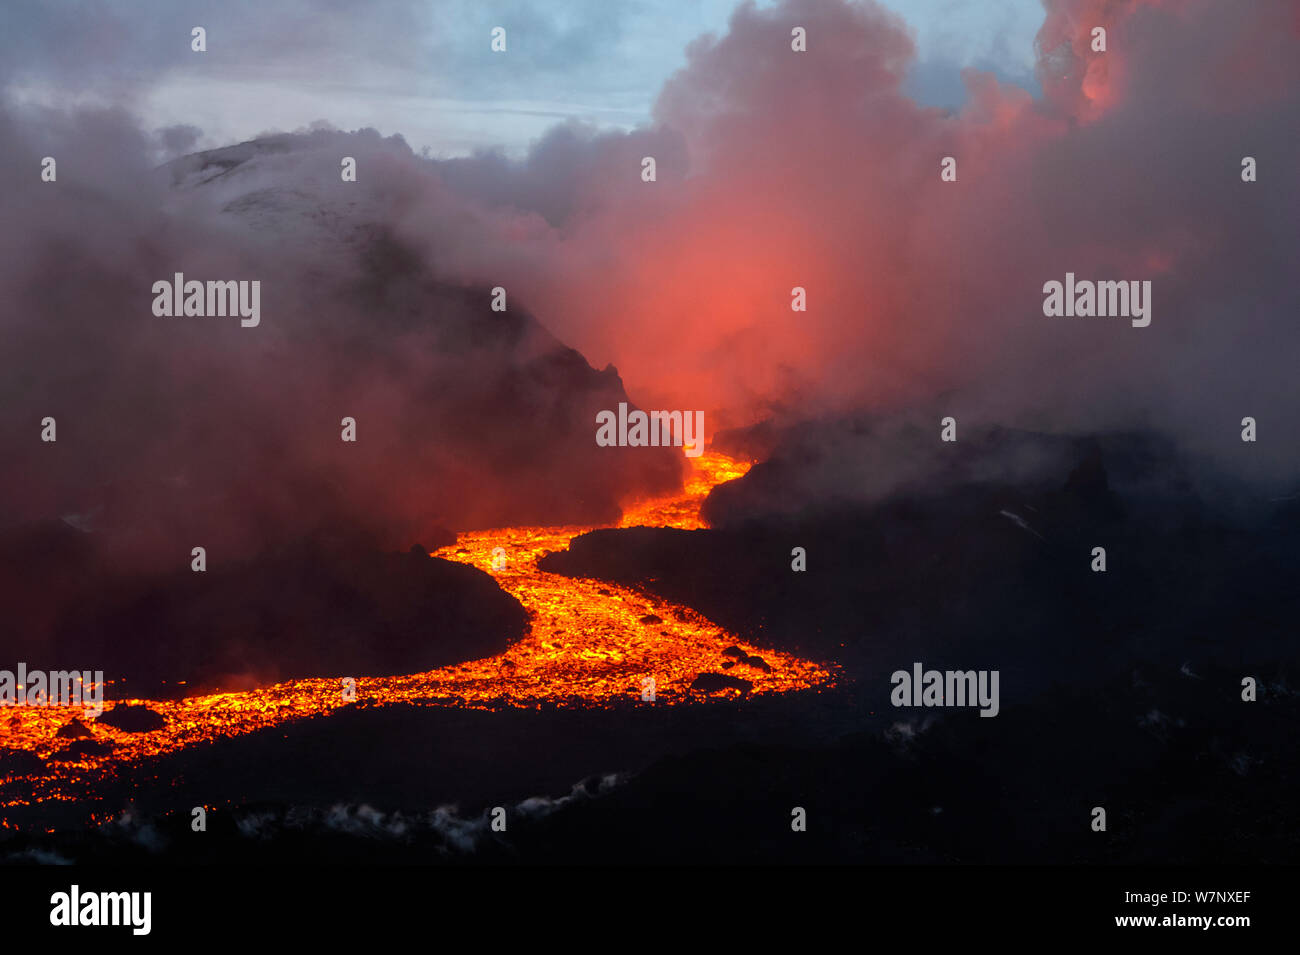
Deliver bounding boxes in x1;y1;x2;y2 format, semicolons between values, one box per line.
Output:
0;0;668;153
0;105;682;581
155;122;203;158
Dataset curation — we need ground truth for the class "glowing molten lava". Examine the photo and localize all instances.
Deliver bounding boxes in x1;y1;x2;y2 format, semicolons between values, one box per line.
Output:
0;452;830;827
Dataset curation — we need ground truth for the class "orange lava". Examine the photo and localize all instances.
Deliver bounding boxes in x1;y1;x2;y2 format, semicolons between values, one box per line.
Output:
0;452;831;826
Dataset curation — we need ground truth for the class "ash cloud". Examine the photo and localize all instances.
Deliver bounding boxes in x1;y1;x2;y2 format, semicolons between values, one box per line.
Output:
417;0;1298;485
0;108;681;574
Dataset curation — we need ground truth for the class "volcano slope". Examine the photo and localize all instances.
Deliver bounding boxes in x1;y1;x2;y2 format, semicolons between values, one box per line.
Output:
529;418;1299;863
3;129;686;690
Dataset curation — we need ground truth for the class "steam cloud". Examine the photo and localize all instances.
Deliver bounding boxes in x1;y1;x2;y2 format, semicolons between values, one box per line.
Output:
439;0;1297;477
1;0;1298;574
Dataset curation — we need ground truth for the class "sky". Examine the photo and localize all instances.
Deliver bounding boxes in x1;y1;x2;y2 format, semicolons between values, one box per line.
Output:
0;0;1042;156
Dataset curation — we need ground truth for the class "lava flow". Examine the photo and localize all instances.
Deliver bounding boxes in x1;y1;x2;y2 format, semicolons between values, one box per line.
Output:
0;451;831;826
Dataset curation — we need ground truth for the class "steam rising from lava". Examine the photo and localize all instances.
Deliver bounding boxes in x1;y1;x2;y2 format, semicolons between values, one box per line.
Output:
425;0;1299;472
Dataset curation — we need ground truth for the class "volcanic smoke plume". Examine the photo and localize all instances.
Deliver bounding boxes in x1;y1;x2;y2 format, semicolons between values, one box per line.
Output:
430;0;1299;470
2;0;1298;560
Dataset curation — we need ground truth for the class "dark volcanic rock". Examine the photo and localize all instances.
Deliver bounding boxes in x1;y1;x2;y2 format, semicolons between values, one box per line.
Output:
4;661;1295;864
52;739;114;761
0;748;46;774
541;426;1300;693
517;668;1300;865
55;718;93;740
54;542;532;692
97;705;167;733
690;673;752;696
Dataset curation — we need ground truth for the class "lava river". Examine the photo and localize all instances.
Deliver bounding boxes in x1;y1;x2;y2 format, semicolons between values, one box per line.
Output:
0;452;832;827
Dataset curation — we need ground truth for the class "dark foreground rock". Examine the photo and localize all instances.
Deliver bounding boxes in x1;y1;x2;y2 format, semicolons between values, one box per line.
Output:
97;705;168;733
51;739;114;761
690;672;753;695
51;542;530;693
1;662;1293;864
541;427;1300;694
54;718;93;739
0;749;45;774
